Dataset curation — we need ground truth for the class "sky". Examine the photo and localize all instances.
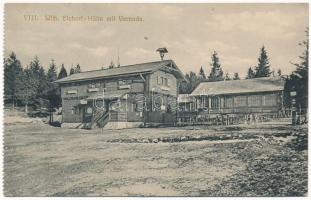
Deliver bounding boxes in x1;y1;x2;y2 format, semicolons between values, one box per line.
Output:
4;3;309;78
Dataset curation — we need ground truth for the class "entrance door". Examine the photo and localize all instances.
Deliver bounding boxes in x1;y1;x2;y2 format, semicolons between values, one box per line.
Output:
83;105;93;123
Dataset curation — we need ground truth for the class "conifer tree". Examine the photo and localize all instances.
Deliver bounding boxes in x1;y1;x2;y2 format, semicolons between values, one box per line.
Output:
254;46;271;78
28;56;41;96
47;59;57;82
246;67;255;79
27;56;47;99
109;61;115;69
21;67;36;106
189;71;200;91
290;29;309;110
198;66;206;81
74;64;81;73
277;69;282;76
224;73;231;80
208;51;224;82
30;56;41;76
69;67;75;75
233;72;240;80
58;64;68;79
4;52;24;108
19;66;38;112
17;56;46;108
179;73;193;94
38;66;48;97
43;61;61;109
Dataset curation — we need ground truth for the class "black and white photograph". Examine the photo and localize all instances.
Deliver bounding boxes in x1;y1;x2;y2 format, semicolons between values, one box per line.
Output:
2;2;309;197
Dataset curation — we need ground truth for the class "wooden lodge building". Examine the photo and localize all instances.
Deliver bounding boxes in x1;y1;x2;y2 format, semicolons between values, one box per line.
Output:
178;77;286;124
55;48;287;129
55;60;185;129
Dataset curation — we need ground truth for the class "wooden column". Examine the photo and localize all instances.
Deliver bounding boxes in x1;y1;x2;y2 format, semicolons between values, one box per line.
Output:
208;96;211;113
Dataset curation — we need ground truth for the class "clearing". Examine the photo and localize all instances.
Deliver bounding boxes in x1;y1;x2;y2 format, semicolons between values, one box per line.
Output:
3;121;308;196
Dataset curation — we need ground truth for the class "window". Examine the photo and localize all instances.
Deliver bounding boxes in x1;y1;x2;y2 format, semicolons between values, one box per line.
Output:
72;106;80;115
132;103;138;112
118;79;132;85
198;96;207;109
87;81;100;92
234;96;247;107
157;76;169;87
167;104;172;113
204;96;209;108
211;97;220;109
88;83;96;88
224;96;233;108
164;78;168;86
263;94;277;106
248;95;261;106
118;80;125;86
88;81;102;89
101;82;105;89
118;79;131;89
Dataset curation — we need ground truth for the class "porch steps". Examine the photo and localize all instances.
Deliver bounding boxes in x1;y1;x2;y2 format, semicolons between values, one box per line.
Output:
96;111;110;128
80;110;110;129
75;123;84;129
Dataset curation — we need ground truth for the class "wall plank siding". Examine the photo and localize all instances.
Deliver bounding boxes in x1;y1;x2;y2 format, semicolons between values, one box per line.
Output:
60;68;179;124
194;91;283;114
149;70;177;96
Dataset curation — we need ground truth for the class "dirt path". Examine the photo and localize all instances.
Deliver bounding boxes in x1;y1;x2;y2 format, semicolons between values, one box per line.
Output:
3;123;307;196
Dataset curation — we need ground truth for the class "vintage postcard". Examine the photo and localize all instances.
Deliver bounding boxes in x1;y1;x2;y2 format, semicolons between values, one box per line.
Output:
2;2;309;197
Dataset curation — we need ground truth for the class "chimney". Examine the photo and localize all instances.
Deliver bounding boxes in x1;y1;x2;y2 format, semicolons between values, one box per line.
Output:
156;47;168;61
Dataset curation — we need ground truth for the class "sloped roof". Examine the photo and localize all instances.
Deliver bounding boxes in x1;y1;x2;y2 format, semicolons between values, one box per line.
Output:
55;60;184;83
191;77;285;96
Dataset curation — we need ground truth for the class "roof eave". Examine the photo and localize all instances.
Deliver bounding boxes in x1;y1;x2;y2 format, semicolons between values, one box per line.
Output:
155;60;186;81
54;71;153;84
191;89;284;96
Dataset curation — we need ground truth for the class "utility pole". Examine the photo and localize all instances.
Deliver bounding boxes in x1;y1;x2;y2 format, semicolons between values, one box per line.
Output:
117;46;120;67
25;88;29;114
290;91;297;125
12;95;15;113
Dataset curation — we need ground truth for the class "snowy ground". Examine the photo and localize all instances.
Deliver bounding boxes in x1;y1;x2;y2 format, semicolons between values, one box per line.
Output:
3;121;308;196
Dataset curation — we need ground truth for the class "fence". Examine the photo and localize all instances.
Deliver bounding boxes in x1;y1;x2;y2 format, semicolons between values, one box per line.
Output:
177;108;307;126
145;111;176;124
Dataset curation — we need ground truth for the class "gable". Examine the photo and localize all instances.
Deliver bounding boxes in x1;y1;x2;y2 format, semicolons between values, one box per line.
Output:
157;60;185;80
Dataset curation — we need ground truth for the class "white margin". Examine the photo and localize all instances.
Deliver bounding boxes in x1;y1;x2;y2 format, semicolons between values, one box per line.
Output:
0;1;310;200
